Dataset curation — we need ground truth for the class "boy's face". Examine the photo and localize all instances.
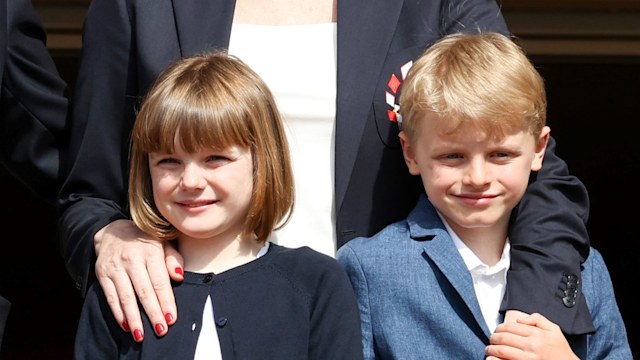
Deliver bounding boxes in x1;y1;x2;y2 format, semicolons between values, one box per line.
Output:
400;113;549;236
148;142;254;242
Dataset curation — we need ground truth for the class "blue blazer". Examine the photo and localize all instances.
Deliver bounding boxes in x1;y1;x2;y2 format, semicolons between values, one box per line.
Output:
58;0;592;334
337;195;632;359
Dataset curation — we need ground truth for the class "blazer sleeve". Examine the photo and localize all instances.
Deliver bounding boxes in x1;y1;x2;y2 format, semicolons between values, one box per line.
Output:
336;245;375;360
503;137;594;335
1;0;69;205
582;248;632;358
57;0;133;294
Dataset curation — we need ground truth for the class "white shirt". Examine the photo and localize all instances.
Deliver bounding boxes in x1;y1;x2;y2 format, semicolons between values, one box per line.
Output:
439;215;510;333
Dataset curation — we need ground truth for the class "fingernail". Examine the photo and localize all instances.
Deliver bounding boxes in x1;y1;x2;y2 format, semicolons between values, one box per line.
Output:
175;267;184;276
133;329;144;342
154;323;165;335
122;321;130;332
165;313;174;323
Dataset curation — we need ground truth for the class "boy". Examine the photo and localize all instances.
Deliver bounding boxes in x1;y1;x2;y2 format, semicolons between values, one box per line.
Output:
336;32;631;359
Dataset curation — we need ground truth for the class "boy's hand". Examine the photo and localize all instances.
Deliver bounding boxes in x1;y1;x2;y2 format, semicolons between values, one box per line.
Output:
486;312;579;360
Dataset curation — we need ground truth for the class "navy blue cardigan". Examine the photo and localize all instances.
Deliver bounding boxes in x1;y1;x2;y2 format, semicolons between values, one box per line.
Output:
74;244;364;359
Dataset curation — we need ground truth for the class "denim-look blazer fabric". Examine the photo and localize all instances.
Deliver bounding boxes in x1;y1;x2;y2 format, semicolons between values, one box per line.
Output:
337;195;633;360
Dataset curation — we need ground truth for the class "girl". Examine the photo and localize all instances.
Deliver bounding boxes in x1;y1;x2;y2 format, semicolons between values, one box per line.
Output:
73;51;363;360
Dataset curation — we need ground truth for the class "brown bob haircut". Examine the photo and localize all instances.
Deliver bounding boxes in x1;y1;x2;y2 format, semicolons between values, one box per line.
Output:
129;51;294;242
399;32;547;143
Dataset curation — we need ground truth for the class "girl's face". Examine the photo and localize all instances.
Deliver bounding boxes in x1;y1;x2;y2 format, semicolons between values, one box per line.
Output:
148;142;254;242
401;114;549;237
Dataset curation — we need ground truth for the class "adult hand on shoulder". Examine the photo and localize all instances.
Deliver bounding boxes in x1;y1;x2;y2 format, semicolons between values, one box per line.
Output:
94;219;184;342
485;312;579;360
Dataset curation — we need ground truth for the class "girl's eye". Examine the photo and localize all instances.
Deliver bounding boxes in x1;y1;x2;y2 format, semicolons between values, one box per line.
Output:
207;155;225;161
205;154;231;163
156;157;179;165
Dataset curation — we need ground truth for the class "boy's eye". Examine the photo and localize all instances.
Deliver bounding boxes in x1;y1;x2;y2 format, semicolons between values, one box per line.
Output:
444;153;463;160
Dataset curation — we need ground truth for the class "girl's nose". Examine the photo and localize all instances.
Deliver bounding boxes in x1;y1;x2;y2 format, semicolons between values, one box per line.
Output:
180;163;206;190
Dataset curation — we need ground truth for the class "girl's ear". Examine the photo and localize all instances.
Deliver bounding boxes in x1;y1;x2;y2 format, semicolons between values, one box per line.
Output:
399;131;421;175
531;126;551;172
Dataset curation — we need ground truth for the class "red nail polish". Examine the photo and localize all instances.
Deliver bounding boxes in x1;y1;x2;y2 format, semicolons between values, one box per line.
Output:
122;321;130;332
155;323;165;335
175;267;184;276
133;329;144;342
165;313;174;323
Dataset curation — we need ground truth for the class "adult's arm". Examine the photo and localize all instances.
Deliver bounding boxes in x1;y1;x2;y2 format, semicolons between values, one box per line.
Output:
504;137;594;335
57;0;181;341
437;0;593;335
1;0;68;204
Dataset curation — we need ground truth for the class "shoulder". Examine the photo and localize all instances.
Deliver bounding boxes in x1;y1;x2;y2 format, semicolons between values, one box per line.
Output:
265;244;353;292
268;244;344;274
337;219;411;259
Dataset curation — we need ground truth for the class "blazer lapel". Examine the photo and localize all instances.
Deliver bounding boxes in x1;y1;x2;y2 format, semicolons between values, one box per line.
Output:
334;0;404;207
172;0;236;57
422;237;492;337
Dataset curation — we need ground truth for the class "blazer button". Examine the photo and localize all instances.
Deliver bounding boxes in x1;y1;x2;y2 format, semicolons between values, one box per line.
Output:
561;273;579;308
216;317;227;327
563;297;576;307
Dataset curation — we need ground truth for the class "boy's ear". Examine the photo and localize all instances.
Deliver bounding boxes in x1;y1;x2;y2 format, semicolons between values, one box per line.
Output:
399;131;421;175
531;126;551;172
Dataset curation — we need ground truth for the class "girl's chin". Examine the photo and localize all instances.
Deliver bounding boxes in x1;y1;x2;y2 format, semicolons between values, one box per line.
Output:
175;228;216;240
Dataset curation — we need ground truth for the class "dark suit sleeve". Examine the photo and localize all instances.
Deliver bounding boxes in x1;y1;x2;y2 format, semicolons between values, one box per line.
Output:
439;0;593;335
1;0;69;204
57;0;133;294
503;138;594;335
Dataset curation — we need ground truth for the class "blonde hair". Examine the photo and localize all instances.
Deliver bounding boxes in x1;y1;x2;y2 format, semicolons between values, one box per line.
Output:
399;32;546;142
129;51;294;242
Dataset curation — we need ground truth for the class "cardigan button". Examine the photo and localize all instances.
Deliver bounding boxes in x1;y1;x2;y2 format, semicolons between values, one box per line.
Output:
216;317;228;327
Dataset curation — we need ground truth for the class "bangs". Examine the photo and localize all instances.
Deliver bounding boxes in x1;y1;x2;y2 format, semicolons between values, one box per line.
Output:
135;79;254;154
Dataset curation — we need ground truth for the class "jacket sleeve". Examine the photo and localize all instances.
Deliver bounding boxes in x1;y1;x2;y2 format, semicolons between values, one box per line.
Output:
503;137;594;335
582;248;632;358
57;0;134;295
1;0;69;205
